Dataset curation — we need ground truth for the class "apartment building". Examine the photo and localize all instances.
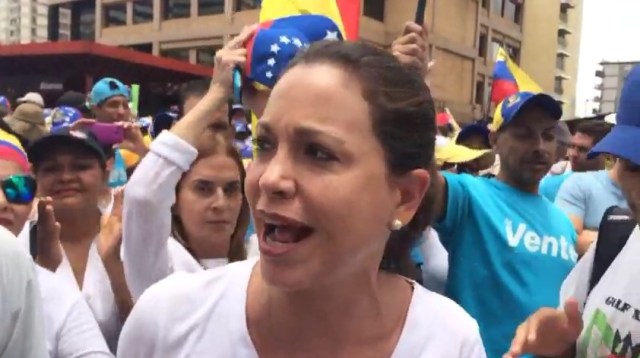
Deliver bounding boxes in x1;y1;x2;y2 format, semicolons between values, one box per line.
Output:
593;61;639;114
0;0;50;44
45;0;582;121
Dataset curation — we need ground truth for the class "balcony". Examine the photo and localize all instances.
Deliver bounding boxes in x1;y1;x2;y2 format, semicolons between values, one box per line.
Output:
595;69;605;78
556;47;570;57
593;95;602;102
558;23;572;35
555;70;570;80
595;83;603;90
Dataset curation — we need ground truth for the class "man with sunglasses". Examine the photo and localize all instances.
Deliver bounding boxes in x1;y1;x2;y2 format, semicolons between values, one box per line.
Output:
504;64;640;358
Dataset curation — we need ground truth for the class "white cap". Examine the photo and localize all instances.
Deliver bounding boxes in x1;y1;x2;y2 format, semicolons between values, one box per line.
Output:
17;92;44;107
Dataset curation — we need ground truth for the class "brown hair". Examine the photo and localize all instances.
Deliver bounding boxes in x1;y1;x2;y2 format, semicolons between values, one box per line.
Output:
171;131;249;262
286;41;437;278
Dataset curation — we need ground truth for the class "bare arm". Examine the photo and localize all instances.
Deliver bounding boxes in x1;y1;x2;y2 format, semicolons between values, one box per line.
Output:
567;214;597;257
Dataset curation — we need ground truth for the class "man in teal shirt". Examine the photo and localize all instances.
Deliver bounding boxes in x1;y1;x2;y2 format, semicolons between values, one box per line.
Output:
431;92;578;357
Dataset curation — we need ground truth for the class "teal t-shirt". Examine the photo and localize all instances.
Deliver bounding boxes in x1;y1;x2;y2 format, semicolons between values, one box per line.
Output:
539;171;571;202
435;173;578;358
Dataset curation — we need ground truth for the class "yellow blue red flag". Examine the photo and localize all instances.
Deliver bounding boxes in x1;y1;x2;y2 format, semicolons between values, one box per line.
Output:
491;47;542;104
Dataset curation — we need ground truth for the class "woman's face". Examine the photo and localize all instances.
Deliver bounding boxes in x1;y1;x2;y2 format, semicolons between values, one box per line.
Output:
175;153;243;257
0;160;33;236
35;145;105;214
246;63;428;290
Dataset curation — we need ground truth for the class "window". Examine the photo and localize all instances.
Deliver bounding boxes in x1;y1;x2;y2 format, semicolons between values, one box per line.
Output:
559;6;568;23
363;0;385;22
478;26;488;58
481;0;489;9
556;56;565;70
59;32;70;41
491;0;504;15
235;0;259;11
164;0;190;19
196;46;221;66
554;78;563;94
503;0;521;24
133;1;153;24
198;0;224;16
77;2;96;40
475;76;486;105
161;48;190;62
504;43;520;63
557;34;567;48
490;37;502;59
104;3;126;27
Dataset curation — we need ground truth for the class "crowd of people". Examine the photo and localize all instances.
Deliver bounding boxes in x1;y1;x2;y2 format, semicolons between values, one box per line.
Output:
0;12;639;358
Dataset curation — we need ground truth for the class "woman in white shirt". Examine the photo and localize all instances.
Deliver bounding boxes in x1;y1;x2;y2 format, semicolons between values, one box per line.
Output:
0;128;112;357
26;129;131;353
122;105;249;302
118;31;485;357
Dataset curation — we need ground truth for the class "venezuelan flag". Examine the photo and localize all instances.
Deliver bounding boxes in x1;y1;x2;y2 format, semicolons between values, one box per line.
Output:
490;47;542;104
259;0;360;40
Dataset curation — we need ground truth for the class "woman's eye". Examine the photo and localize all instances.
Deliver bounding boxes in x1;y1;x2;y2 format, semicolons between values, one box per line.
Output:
223;182;241;196
194;182;214;195
304;143;337;162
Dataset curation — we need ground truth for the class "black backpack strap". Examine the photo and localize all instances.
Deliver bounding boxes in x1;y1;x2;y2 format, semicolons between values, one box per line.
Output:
587;206;635;297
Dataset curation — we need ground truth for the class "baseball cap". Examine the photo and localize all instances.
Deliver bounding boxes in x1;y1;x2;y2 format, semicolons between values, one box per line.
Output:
27;127;107;167
17;92;45;107
49;106;83;133
435;141;491;166
490;91;563;132
456;122;490;147
589;65;640;165
89;78;130;105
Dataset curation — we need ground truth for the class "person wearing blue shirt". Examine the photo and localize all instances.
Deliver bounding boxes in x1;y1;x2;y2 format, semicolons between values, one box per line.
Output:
539;121;610;202
555;163;627;256
431;91;578;357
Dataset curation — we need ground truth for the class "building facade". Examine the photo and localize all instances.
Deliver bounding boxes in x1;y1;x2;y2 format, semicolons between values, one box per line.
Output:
0;0;50;44
44;0;582;121
594;61;639;114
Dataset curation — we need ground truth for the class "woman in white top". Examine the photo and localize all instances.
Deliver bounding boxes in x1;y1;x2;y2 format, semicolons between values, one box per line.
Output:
0;128;112;357
26;129;131;353
122;116;249;301
118;30;485;357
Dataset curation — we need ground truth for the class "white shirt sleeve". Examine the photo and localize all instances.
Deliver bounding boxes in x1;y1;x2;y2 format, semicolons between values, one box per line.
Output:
57;297;113;358
122;131;198;301
559;239;595;310
0;229;48;358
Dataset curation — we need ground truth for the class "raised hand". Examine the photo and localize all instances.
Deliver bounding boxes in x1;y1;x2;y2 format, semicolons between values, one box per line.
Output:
35;197;62;272
391;22;434;80
98;187;124;263
211;24;259;95
503;298;583;358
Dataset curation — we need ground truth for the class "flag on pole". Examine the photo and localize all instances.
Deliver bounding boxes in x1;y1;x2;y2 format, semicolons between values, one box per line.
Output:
490;47;542;104
259;0;360;40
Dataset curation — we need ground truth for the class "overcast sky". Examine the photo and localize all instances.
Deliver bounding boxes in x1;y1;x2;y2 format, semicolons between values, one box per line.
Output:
575;0;640;116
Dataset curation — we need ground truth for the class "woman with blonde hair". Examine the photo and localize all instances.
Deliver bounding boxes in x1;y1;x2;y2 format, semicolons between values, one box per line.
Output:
122;113;250;301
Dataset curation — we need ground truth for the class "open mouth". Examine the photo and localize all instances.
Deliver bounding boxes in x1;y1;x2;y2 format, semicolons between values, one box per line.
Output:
263;223;314;245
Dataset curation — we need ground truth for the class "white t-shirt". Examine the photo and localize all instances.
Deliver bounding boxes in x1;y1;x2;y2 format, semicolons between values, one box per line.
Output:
0;226;48;358
118;259;486;358
17;225;121;353
36;266;113;358
560;225;640;357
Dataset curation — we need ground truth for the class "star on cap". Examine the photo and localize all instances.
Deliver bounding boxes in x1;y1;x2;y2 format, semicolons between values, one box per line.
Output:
279;35;291;44
292;38;303;48
266;71;273;79
324;30;339;41
267;58;276;67
270;43;281;54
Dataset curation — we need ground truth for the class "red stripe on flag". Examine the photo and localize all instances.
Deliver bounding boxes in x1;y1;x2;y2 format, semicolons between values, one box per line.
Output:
491;79;519;104
336;0;360;40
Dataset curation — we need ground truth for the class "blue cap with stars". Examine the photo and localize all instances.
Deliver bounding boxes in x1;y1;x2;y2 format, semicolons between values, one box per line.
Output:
245;14;343;90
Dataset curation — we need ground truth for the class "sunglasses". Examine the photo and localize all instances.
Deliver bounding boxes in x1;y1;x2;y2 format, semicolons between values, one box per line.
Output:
232;67;243;104
1;175;37;204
